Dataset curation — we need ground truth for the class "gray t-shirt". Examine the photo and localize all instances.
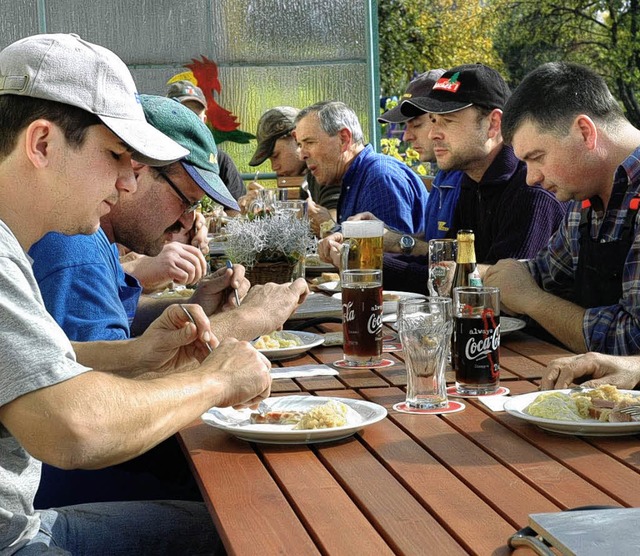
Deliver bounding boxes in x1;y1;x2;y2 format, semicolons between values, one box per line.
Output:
0;221;90;554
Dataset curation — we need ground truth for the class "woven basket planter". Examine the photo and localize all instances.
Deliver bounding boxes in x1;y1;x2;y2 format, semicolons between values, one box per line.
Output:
245;260;297;286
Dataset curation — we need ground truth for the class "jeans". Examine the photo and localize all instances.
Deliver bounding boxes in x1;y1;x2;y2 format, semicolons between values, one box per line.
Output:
14;500;223;555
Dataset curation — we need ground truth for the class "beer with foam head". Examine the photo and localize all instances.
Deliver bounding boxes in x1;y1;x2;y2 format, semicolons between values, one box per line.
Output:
341;220;384;271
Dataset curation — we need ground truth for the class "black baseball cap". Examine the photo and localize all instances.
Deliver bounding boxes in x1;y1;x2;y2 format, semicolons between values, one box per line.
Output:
378;69;445;123
400;64;510;117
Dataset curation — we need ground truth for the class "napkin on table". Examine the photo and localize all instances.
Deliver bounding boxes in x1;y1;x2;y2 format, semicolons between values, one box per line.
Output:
270;364;339;379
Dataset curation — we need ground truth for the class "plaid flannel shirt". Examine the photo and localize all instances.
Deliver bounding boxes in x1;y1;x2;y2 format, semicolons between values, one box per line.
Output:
527;146;640;354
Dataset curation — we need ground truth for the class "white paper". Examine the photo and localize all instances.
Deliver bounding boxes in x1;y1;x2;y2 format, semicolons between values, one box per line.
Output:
270;365;339;379
478;395;508;412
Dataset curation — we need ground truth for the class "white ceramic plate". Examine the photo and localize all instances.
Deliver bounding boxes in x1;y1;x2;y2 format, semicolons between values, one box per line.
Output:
148;286;195;299
501;316;526;335
503;389;640;436
317;280;341;293
304;256;338;276
252;331;325;361
202;395;388;444
332;290;427;321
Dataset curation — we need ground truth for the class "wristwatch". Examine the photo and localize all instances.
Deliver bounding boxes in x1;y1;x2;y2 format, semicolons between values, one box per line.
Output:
399;235;416;255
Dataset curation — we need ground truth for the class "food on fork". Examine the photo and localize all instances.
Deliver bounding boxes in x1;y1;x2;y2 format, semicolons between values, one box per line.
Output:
526;385;640;422
253;331;304;349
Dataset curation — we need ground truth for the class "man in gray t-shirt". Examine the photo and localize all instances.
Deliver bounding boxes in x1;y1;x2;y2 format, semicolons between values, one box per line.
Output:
0;33;277;555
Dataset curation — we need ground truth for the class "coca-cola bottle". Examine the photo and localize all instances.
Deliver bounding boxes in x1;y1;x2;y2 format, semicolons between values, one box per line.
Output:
452;230;482;288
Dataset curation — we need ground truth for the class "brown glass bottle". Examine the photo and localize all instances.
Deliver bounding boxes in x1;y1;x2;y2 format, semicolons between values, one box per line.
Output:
452;230;482;289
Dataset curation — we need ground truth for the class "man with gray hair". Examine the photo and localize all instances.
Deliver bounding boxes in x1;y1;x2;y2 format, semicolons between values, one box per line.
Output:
294;100;429;234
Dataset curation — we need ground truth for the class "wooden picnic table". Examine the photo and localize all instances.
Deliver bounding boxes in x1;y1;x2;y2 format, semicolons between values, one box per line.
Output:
178;322;640;555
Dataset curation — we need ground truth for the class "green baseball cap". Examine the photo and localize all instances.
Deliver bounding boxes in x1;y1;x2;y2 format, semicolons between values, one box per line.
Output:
139;94;239;211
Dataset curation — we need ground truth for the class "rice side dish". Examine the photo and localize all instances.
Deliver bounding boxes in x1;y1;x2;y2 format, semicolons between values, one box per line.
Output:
254;331;304;349
294;400;349;430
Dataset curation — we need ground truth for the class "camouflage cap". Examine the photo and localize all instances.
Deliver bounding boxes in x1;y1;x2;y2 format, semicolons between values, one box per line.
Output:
166;80;207;110
249;106;299;166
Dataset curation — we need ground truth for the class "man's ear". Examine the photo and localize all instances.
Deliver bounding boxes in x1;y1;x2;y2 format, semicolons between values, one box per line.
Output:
573;115;598;150
24;119;55;168
487;109;503;139
338;127;352;151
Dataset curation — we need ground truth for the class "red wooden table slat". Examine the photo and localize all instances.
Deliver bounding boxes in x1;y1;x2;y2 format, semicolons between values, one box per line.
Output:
258;445;396;555
178;422;320;555
362;387;562;527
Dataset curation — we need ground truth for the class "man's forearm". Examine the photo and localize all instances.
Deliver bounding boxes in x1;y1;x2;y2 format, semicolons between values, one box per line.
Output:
523;292;588;353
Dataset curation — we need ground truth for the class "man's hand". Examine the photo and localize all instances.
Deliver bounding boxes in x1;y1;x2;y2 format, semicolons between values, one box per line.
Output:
484;259;542;315
189;211;209;254
318;232;344;267
238;278;309;335
164;212;209;255
238;181;263;214
190;264;250;315
124;242;209;291
348;211;380;223
200;338;272;409
306;197;334;237
134;303;219;371
541;352;640;390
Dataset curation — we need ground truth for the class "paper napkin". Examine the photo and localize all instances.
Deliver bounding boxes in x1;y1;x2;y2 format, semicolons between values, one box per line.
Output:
271;365;339;379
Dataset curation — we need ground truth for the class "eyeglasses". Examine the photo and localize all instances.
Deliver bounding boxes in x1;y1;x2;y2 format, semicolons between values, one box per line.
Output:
159;172;202;214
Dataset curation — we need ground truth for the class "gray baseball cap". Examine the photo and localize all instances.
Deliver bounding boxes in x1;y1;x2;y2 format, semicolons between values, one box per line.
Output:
0;33;188;166
249;106;299;166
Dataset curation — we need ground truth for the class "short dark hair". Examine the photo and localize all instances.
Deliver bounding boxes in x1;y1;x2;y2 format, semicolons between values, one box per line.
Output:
0;95;100;160
502;62;625;144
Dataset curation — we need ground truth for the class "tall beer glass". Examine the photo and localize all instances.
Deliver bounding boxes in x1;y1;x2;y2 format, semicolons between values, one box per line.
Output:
340;220;384;271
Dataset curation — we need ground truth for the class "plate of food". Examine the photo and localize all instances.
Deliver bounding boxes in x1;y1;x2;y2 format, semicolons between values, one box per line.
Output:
503;385;640;436
148;286;195;299
202;395;387;444
252;330;325;361
305;254;338;276
501;316;526;335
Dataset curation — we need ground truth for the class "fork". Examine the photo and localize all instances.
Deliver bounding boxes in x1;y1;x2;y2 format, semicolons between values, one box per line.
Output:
617;405;640;417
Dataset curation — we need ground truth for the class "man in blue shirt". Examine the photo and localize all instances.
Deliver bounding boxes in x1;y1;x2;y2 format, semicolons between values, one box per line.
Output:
294;100;429;234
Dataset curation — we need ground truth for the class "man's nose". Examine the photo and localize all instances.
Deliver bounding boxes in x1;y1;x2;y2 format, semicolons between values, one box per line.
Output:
117;165;137;193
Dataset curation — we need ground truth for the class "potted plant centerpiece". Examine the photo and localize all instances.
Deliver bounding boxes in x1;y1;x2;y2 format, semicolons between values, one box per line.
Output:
225;211;314;285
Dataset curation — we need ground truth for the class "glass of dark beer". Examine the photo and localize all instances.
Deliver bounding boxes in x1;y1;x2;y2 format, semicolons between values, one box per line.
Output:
341;269;383;366
452;286;500;395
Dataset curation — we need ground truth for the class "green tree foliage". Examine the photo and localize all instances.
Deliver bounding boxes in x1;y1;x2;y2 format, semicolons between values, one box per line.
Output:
493;0;640;126
378;0;505;96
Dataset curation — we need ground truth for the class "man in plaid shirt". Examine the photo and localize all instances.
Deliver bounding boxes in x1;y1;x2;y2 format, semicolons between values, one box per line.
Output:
485;62;640;355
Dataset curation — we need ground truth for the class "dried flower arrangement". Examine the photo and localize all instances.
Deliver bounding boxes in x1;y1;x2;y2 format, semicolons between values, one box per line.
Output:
225;212;314;270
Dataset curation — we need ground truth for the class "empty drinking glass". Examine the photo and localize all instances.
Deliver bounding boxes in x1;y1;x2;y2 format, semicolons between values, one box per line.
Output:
397;297;453;409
